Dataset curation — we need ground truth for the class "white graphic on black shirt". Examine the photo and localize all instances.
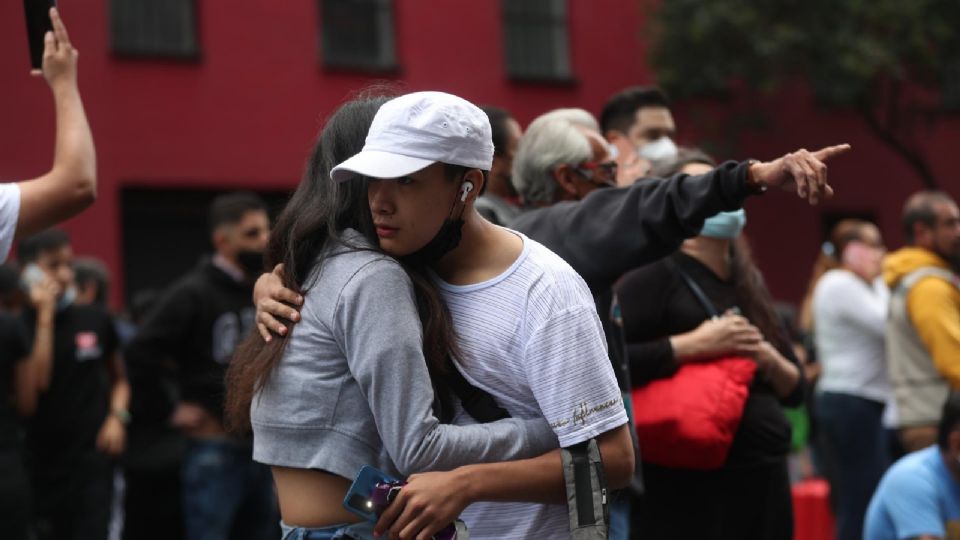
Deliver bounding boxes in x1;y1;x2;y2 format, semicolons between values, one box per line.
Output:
212;308;255;365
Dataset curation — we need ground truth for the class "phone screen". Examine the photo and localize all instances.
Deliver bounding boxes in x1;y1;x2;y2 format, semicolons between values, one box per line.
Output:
21;264;46;290
23;0;57;70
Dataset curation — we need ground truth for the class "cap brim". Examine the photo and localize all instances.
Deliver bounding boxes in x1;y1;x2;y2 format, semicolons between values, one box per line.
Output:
330;150;435;183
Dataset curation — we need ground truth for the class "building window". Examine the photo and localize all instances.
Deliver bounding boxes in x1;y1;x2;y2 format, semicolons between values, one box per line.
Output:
319;0;397;72
501;0;572;82
110;0;200;59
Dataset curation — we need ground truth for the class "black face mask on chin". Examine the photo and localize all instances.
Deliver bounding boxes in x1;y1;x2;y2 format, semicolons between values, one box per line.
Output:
402;178;470;267
402;218;465;267
236;250;265;279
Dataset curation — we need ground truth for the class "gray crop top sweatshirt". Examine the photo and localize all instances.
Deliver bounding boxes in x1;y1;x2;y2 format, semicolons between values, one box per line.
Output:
251;231;558;479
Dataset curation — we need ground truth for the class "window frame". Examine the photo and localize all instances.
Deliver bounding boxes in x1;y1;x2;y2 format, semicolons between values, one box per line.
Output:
318;0;399;74
109;0;202;61
501;0;575;83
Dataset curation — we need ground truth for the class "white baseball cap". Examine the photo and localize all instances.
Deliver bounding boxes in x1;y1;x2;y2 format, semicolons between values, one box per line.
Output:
330;91;494;183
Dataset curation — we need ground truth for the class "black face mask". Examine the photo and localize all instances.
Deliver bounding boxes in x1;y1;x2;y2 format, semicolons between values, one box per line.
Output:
399;177;472;267
402;218;465;267
236;250;265;279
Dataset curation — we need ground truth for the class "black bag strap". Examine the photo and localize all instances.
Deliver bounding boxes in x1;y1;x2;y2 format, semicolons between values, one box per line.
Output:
444;366;512;422
668;257;720;319
436;361;511;423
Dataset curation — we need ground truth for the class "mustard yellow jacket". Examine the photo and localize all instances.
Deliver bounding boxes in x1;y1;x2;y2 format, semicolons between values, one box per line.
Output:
884;247;960;388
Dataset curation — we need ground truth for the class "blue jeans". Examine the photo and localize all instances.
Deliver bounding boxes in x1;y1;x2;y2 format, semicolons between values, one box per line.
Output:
182;438;279;540
607;495;630;540
280;521;374;540
814;392;889;540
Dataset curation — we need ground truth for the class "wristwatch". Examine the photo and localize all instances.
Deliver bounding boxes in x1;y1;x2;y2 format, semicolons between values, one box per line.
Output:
112;408;132;425
744;159;768;195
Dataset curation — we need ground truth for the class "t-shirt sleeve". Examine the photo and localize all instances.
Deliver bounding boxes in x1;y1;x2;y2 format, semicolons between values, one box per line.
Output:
523;305;628;447
881;465;946;539
0;183;22;264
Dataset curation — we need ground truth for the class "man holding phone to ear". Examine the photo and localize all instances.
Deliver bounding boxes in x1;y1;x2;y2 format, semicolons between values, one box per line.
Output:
1;7;97;263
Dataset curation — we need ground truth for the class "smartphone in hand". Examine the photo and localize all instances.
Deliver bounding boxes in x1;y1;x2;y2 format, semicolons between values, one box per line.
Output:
342;466;400;523
23;0;57;70
342;466;463;540
21;263;46;290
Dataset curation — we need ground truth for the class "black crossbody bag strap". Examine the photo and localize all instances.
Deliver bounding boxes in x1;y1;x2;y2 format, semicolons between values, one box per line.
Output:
667;258;720;319
432;354;510;424
440;365;511;422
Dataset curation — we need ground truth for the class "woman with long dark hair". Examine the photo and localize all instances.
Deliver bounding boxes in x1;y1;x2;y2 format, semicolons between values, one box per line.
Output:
614;149;805;539
224;96;555;539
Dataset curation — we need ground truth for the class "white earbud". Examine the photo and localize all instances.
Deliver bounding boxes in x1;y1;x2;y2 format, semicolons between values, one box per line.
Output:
460;181;475;202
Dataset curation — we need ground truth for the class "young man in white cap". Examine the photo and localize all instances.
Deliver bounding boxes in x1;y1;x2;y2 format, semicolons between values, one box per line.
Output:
255;90;849;538
326;90;636;539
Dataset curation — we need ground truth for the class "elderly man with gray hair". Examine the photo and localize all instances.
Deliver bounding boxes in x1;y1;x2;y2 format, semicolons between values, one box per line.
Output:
513;109;617;205
508;107;847;294
503;106;849;538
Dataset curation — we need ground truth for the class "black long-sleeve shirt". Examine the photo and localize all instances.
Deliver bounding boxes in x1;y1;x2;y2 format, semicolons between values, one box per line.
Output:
510;161;752;295
615;251;804;467
125;258;256;421
509;161;755;393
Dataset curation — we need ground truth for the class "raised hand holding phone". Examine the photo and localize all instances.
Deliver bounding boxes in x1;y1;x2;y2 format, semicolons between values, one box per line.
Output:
35;7;78;91
23;0;56;72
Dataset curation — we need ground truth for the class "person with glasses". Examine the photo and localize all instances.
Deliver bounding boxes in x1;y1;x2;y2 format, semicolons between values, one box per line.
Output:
885;191;960;453
125;192;279;540
511;109;619;205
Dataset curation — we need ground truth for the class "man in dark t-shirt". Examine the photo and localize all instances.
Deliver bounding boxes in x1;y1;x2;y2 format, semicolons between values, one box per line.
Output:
18;229;129;540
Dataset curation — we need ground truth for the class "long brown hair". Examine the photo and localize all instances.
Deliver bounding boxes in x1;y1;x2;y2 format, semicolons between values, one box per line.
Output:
731;236;791;354
224;95;460;433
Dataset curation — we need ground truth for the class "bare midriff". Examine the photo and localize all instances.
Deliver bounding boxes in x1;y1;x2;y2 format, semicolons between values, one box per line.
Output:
271;467;362;527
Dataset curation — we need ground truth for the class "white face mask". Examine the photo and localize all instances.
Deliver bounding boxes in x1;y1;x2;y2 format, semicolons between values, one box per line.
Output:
637;136;679;163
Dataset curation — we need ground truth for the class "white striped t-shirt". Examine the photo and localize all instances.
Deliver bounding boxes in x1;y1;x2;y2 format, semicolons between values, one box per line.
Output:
437;232;627;540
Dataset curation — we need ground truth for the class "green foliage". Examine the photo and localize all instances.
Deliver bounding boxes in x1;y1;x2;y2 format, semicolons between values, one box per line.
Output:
647;0;960;107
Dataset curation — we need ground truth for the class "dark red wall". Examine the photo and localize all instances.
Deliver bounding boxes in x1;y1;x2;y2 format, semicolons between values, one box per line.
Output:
672;87;960;303
1;0;957;308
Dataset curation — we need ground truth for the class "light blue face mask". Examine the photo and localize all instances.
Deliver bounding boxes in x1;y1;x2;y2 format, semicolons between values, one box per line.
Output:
700;209;747;239
57;286;77;312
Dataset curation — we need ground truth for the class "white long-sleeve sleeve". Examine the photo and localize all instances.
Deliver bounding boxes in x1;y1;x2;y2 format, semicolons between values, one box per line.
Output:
813;269;891;401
